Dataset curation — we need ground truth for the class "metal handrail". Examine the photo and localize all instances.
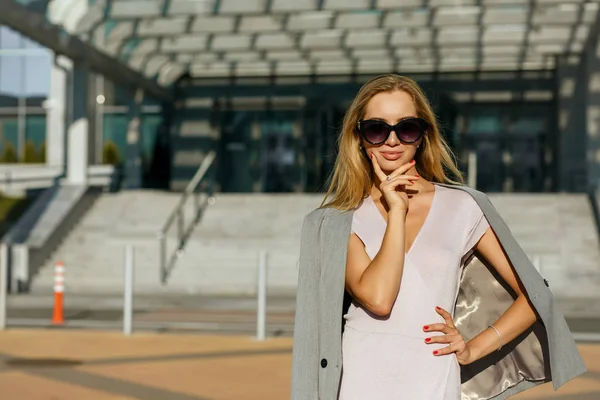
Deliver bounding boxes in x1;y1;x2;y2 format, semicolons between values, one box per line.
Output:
158;151;217;284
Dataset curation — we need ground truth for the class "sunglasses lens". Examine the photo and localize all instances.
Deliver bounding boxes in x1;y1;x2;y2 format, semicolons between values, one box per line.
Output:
362;121;389;144
397;120;423;143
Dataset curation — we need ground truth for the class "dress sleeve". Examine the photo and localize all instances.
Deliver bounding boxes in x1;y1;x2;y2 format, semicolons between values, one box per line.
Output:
462;202;490;256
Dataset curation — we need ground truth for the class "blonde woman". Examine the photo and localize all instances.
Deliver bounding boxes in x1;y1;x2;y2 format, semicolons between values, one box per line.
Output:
291;74;585;400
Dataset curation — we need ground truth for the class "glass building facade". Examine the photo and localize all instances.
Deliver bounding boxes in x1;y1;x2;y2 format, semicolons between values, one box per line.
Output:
0;23;166;187
0;25;51;162
176;75;554;194
2;0;594;194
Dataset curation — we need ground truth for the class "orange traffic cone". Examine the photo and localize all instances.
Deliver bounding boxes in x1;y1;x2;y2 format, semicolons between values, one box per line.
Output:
51;261;65;325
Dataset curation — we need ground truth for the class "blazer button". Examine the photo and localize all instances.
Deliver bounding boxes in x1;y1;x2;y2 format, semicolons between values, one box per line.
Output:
320;358;328;368
543;279;549;287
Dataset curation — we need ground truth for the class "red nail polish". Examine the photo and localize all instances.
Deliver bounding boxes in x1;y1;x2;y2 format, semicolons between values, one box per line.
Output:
423;326;429;330
433;351;438;355
425;338;431;342
410;160;415;164
436;306;441;310
415;174;420;178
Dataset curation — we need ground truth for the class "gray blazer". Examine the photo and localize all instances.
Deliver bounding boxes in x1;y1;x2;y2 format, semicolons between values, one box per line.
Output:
291;184;586;400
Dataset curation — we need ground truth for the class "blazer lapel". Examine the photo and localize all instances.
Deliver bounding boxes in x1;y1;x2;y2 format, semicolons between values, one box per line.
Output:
317;209;353;398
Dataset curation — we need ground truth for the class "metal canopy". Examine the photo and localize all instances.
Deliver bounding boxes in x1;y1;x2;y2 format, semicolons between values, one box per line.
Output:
48;0;600;83
1;0;174;102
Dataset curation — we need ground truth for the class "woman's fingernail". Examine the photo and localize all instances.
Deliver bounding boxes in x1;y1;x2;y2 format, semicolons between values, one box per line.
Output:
423;326;429;330
415;174;420;178
436;306;441;310
433;351;438;355
425;338;431;343
410;182;415;185
410;160;415;164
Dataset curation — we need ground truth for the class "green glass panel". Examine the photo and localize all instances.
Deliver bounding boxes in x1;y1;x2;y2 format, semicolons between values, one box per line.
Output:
25;115;46;147
24;115;46;162
141;114;161;165
103;114;128;163
467;116;502;134
0;118;18;147
103;81;131;106
0;118;19;162
511;118;545;134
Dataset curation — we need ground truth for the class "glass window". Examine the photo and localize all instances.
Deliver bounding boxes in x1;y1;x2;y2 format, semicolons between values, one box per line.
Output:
103;114;128;163
510;117;546;134
0;26;22;49
25;115;46;147
103;81;131;106
466;115;503;134
141;114;161;165
0;117;19;162
0;26;51;164
25;115;45;162
24;54;51;97
0;55;24;97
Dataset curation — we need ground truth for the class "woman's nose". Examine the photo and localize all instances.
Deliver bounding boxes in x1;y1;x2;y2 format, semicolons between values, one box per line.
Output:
386;130;400;146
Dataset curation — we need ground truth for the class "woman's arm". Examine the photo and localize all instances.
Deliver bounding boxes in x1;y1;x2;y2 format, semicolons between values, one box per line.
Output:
345;208;407;316
464;227;538;363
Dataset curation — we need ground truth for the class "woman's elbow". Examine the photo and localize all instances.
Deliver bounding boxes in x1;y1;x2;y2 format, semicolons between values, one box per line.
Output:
348;284;395;316
366;298;394;316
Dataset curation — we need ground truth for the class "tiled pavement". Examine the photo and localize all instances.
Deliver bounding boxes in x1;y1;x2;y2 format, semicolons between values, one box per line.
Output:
0;329;598;400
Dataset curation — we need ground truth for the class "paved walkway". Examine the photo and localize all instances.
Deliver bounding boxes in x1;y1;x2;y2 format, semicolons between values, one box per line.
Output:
0;329;598;399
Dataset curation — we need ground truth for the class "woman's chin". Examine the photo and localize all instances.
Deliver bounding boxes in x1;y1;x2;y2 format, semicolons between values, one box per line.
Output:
378;158;406;173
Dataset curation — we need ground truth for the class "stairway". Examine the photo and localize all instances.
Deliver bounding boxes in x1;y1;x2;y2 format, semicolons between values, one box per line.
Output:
29;190;600;298
487;193;600;297
30;191;322;295
31;191;184;294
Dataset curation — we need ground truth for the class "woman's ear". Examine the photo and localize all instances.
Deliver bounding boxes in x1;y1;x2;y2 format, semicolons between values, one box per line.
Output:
359;144;369;158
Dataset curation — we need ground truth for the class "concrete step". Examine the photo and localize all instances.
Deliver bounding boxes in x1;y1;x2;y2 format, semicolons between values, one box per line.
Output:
29;190;600;299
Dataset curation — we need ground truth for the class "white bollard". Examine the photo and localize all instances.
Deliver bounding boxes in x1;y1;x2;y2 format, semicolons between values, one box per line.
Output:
0;244;7;330
467;151;478;189
123;245;134;336
256;250;267;341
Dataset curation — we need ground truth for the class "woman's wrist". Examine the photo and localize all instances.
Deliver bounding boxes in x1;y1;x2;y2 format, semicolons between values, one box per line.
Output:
387;206;408;219
462;341;480;365
464;326;503;364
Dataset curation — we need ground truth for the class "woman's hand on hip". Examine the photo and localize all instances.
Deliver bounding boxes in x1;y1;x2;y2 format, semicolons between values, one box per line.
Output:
370;154;419;212
423;306;474;366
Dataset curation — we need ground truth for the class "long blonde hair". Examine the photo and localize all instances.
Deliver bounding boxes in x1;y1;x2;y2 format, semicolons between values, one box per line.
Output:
322;74;464;211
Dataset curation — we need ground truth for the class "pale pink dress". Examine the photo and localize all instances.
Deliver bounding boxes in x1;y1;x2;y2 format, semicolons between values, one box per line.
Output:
339;184;490;400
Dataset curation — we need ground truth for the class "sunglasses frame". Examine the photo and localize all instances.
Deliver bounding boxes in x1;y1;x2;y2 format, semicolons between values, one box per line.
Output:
357;117;429;145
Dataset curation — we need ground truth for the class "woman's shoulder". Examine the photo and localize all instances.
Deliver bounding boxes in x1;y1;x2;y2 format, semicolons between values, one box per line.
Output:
436;183;488;208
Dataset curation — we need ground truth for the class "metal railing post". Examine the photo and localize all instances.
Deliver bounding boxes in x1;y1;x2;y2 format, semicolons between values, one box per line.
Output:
157;151;216;285
158;232;166;283
123;245;134;336
0;244;7;330
194;191;201;222
256;250;267;341
177;208;184;245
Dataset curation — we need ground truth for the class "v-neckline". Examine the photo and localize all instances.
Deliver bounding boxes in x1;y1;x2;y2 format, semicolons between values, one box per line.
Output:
367;184;438;257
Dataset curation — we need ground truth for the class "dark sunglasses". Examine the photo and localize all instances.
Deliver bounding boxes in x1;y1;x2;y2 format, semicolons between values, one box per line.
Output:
357;117;429;145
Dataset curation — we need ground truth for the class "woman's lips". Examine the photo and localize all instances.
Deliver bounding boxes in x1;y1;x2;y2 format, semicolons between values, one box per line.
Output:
380;152;403;161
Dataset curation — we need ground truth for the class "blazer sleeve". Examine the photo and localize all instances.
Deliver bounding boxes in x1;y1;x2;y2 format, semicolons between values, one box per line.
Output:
291;214;320;400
